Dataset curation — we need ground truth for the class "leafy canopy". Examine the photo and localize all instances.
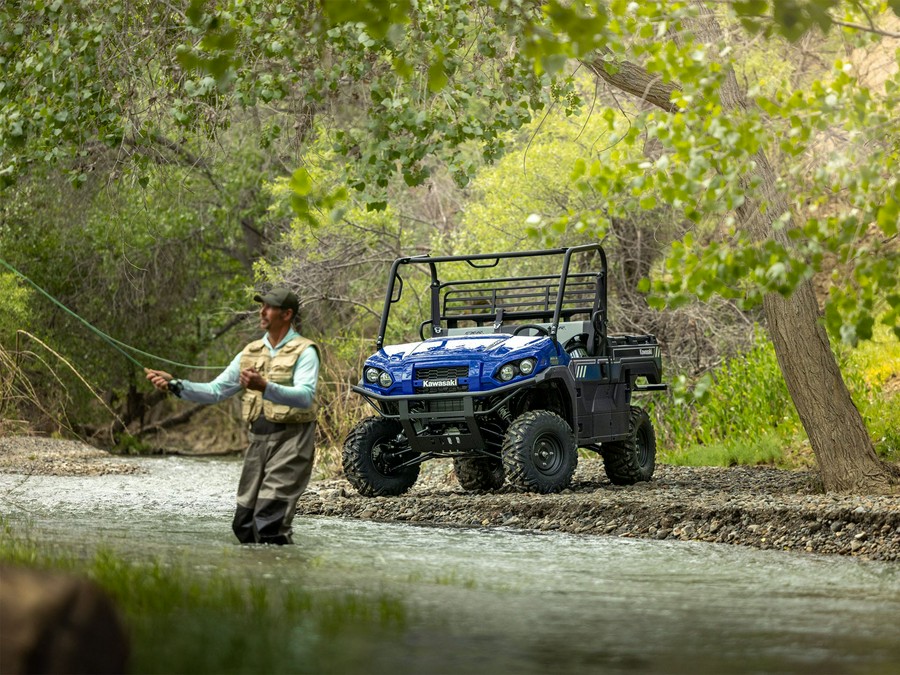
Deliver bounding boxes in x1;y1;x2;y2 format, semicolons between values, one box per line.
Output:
2;1;898;346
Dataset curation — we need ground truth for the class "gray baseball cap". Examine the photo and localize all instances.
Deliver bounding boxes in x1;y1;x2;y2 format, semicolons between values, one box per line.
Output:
254;287;299;314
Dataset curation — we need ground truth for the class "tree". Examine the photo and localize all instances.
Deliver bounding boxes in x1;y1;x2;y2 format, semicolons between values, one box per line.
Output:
2;0;898;492
300;0;900;492
527;1;899;493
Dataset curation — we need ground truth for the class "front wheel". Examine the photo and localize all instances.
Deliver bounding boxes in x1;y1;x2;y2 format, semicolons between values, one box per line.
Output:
502;410;577;494
601;406;656;485
343;417;420;496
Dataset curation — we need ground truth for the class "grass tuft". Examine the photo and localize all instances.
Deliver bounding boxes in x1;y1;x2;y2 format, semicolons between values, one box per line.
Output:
660;433;783;468
0;518;406;674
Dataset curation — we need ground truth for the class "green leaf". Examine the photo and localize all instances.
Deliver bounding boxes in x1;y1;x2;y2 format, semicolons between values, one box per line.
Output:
692;372;714;404
840;322;858;346
876;196;898;237
427;59;448;93
733;1;769;16
773;0;809;41
289;168;313;197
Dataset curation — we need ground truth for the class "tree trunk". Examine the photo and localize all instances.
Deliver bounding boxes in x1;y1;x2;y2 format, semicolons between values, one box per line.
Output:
586;6;899;493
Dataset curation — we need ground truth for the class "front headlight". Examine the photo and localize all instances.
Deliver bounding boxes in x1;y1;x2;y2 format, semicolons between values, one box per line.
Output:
379;371;394;387
365;367;380;383
519;358;536;375
498;364;517;381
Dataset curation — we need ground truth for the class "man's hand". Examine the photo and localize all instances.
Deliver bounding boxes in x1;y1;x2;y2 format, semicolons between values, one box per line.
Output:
240;367;267;392
144;368;173;392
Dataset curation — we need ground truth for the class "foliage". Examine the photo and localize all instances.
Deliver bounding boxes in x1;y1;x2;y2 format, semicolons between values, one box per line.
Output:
652;322;900;466
447;76;618;254
0;270;30;343
650;332;804;453
0;165;252;414
0;0;553;204
281;0;900;344
2;0;899;475
5;0;897;339
837;325;900;460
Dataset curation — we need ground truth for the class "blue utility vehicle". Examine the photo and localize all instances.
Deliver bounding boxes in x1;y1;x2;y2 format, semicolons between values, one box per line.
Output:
343;243;666;495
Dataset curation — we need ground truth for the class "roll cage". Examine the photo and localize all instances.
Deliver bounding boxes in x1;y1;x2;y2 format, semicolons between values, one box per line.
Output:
374;243;610;355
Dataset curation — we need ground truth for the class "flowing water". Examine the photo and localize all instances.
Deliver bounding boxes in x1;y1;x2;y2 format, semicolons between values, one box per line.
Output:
2;456;899;674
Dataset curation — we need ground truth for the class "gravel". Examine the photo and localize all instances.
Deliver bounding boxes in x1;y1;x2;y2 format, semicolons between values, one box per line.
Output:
2;436;898;560
298;458;900;561
0;436;143;476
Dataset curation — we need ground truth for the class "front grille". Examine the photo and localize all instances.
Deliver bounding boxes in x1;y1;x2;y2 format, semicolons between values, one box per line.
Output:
428;399;464;413
409;399;465;414
416;365;469;379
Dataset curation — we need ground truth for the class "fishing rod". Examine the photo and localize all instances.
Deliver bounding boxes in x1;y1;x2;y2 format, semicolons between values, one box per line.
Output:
0;256;227;371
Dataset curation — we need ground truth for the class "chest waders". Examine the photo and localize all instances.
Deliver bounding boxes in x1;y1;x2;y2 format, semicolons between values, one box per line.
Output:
232;337;319;545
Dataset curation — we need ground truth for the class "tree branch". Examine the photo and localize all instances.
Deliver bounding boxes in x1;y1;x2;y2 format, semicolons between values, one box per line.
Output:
582;56;681;113
139;405;205;435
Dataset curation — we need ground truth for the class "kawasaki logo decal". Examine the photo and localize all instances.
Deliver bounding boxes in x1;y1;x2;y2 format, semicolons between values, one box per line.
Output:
422;378;458;388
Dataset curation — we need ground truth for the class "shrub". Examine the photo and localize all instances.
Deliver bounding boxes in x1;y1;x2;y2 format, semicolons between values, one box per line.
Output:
649;334;804;466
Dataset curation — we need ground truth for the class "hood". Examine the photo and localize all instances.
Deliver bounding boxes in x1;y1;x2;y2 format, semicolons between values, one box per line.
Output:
378;333;547;364
361;333;562;395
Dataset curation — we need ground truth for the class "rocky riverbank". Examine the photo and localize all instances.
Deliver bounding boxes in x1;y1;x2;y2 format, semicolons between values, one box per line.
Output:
2;436;898;560
0;436;143;476
298;459;900;561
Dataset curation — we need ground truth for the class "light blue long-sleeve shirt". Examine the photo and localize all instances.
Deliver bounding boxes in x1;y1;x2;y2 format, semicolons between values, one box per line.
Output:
177;328;319;409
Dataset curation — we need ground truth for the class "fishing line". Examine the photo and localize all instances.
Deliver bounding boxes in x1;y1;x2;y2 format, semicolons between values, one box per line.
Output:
0;256;226;371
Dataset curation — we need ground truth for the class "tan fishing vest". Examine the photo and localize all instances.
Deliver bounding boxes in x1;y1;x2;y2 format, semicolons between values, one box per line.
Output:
239;336;318;424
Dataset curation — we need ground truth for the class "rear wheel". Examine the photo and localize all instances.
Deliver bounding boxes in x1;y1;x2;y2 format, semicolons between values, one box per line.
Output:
343;417;420;496
601;406;656;485
453;456;505;491
502;410;577;494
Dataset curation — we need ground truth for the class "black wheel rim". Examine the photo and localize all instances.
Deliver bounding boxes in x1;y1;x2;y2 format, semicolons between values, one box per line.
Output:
635;425;651;469
531;432;564;475
372;436;403;476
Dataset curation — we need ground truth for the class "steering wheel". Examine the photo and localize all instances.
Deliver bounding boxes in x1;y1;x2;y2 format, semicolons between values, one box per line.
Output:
512;324;551;337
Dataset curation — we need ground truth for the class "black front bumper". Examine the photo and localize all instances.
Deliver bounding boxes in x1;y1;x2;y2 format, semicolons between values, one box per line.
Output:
351;379;536;456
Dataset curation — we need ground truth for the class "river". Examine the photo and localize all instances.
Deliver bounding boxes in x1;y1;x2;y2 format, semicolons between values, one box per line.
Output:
2;456;899;674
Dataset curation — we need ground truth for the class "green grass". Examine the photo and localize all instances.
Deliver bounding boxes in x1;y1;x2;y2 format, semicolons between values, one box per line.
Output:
660;432;784;468
649;327;900;468
648;334;803;466
0;520;407;674
837;328;900;462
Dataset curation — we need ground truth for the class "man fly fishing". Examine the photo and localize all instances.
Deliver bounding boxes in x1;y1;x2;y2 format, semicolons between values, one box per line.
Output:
145;287;320;545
